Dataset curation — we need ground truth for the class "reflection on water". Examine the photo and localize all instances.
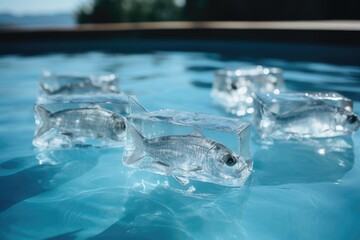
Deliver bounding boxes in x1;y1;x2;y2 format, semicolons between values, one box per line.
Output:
253;136;354;186
35;149;100;189
90;185;250;240
0;148;122;240
0;147;251;240
0;156;60;212
47;229;83;240
0;149;99;213
0;155;37;176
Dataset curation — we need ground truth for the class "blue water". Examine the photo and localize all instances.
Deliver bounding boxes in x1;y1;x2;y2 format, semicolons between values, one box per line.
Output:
1;51;360;239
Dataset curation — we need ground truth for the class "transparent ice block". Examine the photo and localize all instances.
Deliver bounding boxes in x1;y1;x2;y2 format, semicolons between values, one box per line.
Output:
253;92;359;139
33;94;130;149
39;71;120;95
303;92;353;111
211;66;284;116
123;98;252;187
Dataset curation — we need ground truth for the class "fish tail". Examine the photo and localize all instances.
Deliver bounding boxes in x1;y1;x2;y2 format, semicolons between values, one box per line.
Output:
34;105;52;137
125;123;147;164
128;96;149;116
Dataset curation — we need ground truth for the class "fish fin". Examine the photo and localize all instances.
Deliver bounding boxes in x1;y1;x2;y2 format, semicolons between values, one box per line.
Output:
154;160;170;168
190;166;202;172
192;128;204;137
174;176;189;185
154;160;172;175
125;123;147;164
128;96;149;115
34;105;52;137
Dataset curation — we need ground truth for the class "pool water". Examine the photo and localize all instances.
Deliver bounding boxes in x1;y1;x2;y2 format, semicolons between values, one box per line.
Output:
0;51;360;239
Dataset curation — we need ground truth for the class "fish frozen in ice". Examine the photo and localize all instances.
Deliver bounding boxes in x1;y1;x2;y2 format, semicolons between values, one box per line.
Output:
39;71;119;95
211;66;284;116
34;105;126;142
124;125;251;187
253;92;360;139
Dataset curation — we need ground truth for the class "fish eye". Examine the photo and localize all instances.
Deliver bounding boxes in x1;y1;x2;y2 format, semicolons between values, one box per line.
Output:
224;154;237;166
115;120;126;131
230;82;237;90
347;115;357;124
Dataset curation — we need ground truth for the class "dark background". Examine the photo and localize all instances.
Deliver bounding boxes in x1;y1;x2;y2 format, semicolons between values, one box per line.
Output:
77;0;360;23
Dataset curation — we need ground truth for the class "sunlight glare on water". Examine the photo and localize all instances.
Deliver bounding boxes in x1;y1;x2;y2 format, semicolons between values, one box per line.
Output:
0;51;360;239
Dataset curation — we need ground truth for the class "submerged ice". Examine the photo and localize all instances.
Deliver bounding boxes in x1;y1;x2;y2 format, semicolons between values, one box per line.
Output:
253;92;360;139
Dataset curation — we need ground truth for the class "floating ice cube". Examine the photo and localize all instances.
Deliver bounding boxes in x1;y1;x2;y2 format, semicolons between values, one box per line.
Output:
211;66;284;116
33;94;131;149
123;97;252;187
253;92;360;139
39;71;119;95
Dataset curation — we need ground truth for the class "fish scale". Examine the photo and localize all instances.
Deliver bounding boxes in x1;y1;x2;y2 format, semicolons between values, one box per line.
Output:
125;123;249;186
54;110;106;133
49;108;121;139
144;135;214;170
274;104;353;137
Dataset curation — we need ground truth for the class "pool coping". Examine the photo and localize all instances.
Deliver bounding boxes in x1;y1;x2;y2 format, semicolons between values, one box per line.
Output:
1;21;360;65
1;21;360;45
2;20;360;31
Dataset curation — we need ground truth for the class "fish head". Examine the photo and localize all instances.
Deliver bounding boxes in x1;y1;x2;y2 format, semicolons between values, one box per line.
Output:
334;110;360;133
109;114;126;140
204;143;245;180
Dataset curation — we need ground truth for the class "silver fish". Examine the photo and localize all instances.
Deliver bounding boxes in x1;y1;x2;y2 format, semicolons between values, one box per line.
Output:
264;104;360;138
35;106;126;141
124;125;250;187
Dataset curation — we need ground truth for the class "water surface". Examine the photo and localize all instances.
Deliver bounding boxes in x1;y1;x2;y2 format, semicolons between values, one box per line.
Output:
0;51;360;239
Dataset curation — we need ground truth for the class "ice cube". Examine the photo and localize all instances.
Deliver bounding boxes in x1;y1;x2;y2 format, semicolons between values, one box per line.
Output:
122;97;252;187
211;66;284;116
305;92;353;111
33;94;131;149
39;71;119;95
253;92;359;139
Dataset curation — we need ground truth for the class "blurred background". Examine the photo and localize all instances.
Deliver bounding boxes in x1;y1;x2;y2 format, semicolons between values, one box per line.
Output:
1;0;360;28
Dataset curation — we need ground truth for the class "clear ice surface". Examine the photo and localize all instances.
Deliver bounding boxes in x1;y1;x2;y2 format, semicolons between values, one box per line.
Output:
39;71;119;95
211;65;284;116
123;98;252;187
253;92;360;139
33;94;130;149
